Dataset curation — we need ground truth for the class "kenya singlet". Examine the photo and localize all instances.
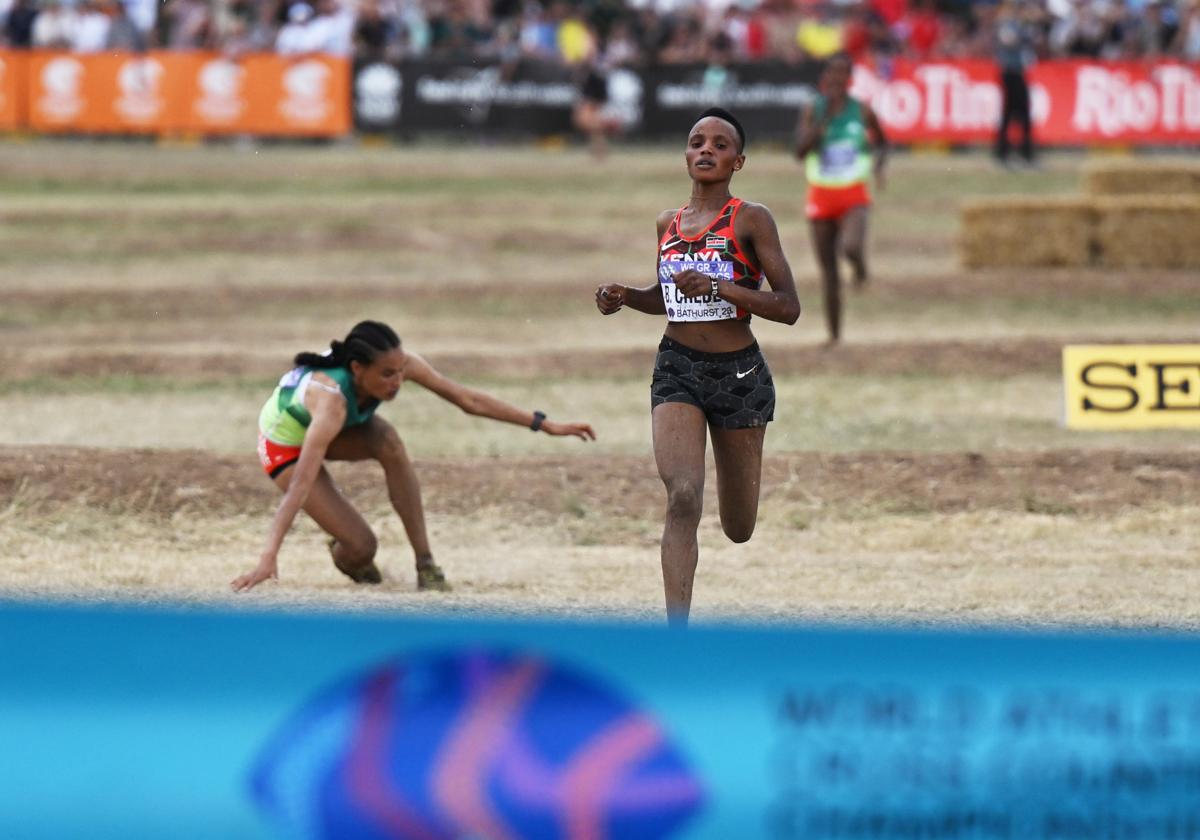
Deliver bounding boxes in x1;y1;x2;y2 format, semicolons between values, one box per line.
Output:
657;197;763;323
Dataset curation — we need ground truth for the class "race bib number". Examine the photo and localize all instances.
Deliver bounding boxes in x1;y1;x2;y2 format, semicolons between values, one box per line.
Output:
819;141;858;179
658;260;737;322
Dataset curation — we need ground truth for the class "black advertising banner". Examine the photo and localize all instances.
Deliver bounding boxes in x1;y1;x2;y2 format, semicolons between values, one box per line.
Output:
351;59;822;140
400;58;577;135
640;61;823;141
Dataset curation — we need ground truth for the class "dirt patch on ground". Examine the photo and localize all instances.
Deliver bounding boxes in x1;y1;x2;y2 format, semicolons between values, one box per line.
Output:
0;335;1185;382
3;270;1196;321
4;445;1197;521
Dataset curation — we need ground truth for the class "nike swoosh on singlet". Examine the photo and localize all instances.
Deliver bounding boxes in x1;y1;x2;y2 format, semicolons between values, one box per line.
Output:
735;365;760;379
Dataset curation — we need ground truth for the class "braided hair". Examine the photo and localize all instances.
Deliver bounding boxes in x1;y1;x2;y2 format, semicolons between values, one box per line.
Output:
294;320;401;370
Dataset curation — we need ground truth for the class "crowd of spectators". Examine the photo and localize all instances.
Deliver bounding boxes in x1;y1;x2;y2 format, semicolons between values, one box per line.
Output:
3;0;1199;64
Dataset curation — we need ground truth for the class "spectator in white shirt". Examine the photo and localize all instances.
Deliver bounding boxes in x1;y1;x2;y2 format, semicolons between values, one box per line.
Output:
308;0;354;55
276;1;314;53
72;0;110;51
31;0;80;48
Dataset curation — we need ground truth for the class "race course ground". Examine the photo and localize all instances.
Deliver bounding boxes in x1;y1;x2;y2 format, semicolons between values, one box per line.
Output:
1;141;1197;626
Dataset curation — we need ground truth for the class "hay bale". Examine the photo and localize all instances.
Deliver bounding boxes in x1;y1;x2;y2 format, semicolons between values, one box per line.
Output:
1094;196;1200;269
1083;160;1200;196
960;197;1096;268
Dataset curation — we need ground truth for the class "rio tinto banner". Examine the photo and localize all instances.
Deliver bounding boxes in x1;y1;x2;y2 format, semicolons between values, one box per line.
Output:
853;59;1200;145
23;50;349;137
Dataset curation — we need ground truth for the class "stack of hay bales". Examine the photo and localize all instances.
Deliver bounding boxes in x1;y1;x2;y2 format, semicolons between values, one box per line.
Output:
961;198;1096;268
1093;196;1200;269
1082;161;1200;197
961;159;1200;270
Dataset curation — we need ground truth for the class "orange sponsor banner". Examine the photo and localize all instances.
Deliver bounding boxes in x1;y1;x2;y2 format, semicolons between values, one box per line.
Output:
84;52;185;133
25;51;349;137
0;51;28;130
178;52;350;136
244;54;350;136
178;53;252;134
28;52;90;132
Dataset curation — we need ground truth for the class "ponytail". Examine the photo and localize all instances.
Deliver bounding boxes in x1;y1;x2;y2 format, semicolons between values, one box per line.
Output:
294;321;401;370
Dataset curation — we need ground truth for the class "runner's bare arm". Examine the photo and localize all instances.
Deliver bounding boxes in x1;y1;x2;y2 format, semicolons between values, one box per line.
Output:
404;353;596;440
864;103;889;190
595;209;675;316
794;103;821;159
233;386;346;592
675;202;800;325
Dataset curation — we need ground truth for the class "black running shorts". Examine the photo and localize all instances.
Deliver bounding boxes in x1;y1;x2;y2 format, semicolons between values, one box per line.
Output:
651;336;775;430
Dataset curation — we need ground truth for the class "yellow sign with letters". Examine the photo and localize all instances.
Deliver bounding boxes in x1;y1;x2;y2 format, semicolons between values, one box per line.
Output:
1064;345;1200;429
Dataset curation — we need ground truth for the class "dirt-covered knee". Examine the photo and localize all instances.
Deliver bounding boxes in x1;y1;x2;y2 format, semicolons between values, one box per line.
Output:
340;531;378;565
664;478;703;524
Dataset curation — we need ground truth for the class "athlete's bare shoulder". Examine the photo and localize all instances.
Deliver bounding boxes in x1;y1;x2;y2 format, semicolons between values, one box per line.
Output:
734;200;778;232
310;369;341;390
656;207;677;238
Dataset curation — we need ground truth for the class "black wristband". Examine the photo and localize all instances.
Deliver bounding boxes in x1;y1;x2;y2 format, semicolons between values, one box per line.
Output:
710;277;722;299
530;410;546;432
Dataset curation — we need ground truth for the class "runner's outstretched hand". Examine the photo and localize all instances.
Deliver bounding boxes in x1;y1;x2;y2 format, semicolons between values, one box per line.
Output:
232;552;278;592
542;420;596;441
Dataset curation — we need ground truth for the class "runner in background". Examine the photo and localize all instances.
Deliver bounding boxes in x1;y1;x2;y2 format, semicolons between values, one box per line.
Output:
233;320;595;594
573;54;622;160
594;108;800;628
794;53;888;345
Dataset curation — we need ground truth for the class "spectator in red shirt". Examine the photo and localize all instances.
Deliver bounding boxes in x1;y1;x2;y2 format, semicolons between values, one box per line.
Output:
843;2;871;61
870;0;907;27
902;0;941;58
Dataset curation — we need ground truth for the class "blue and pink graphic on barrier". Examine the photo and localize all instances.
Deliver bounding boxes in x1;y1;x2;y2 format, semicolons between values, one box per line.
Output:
249;649;706;840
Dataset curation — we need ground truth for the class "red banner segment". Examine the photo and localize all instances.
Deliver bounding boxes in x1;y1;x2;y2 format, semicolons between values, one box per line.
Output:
853;59;1200;145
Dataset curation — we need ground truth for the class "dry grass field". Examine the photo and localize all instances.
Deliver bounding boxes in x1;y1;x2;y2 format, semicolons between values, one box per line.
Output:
1;140;1198;626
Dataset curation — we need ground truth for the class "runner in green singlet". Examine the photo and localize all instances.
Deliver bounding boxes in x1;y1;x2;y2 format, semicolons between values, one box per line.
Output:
795;53;889;344
233;320;595;593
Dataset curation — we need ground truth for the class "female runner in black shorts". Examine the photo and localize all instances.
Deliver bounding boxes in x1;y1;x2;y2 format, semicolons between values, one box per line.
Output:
595;107;801;627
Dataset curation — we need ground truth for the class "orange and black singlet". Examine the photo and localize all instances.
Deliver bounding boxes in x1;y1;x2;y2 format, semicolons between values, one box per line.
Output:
657;196;764;323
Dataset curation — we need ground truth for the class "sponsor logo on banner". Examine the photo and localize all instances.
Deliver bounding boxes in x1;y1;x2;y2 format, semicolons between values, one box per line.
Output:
853;58;1200;144
415;65;576;125
606;67;643;127
852;61;1049;136
1063;345;1200;429
354;62;401;124
655;70;811;109
195;58;246;123
39;56;85;123
116;57;165;123
280;59;331;124
1071;63;1200;136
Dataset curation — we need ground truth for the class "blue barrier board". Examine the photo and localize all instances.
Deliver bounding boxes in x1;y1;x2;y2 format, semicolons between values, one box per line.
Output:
2;601;1200;839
